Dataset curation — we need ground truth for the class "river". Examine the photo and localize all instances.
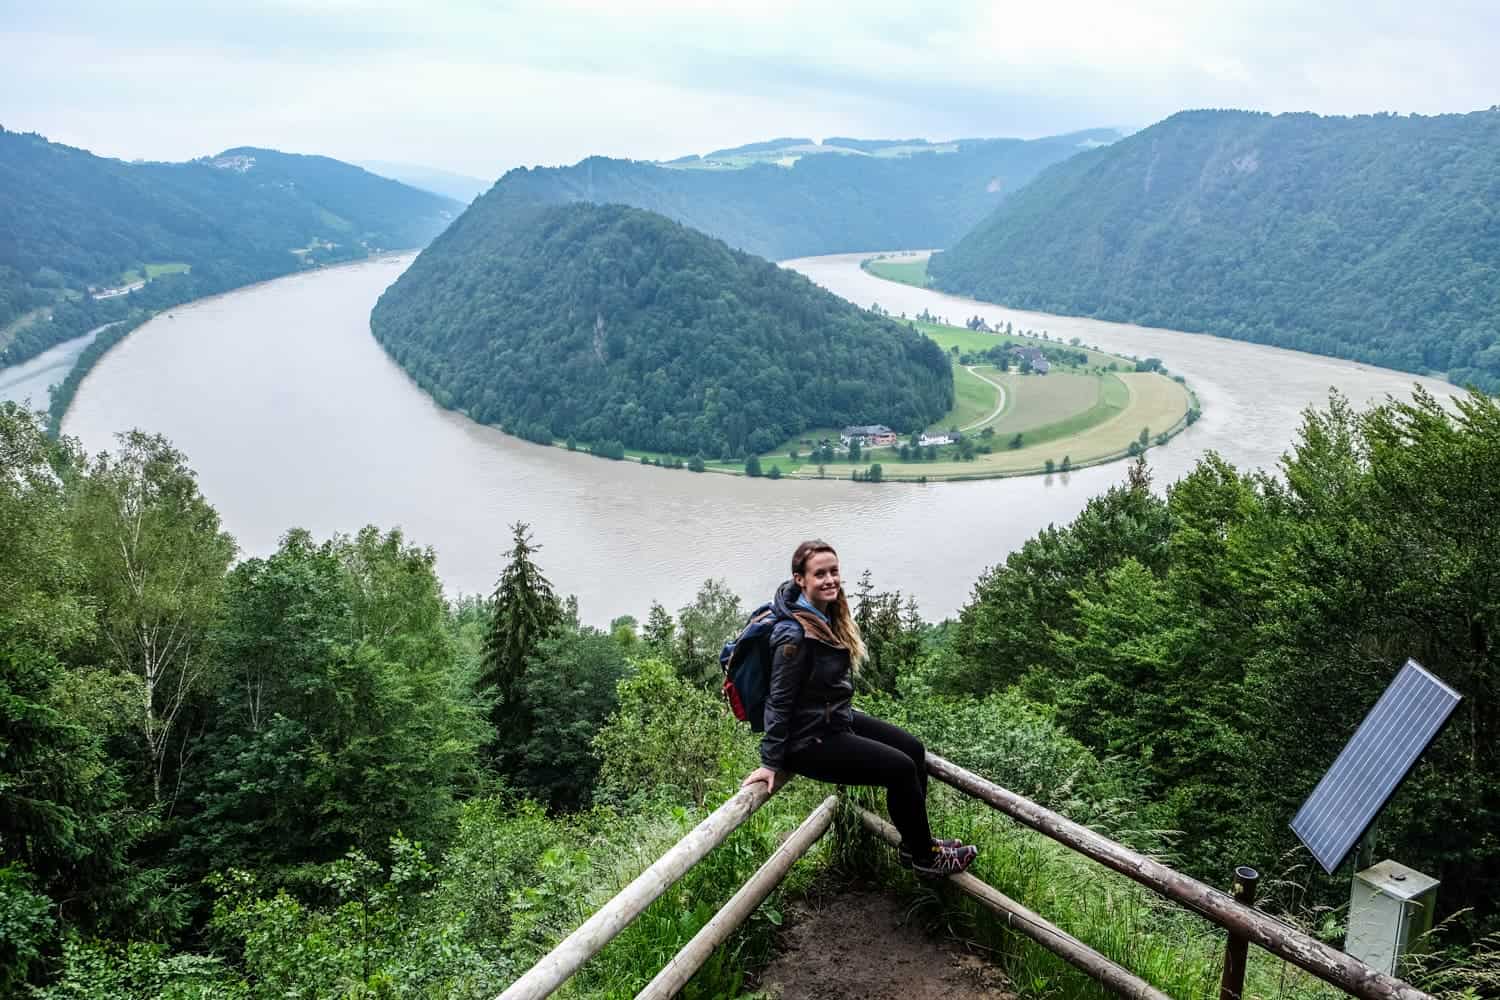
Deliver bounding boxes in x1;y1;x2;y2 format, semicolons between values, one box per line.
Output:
59;253;1456;624
0;322;114;408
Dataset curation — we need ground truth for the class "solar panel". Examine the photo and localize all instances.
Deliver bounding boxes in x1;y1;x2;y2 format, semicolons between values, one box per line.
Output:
1290;659;1461;874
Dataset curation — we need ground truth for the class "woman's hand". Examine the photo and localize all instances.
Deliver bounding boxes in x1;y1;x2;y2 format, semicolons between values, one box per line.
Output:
742;766;782;793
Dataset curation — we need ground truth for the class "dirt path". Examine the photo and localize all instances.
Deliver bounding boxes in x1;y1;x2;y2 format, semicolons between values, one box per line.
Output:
754;890;1015;999
959;365;1008;432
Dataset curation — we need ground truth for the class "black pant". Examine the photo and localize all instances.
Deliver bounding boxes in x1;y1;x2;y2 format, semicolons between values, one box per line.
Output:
784;711;932;854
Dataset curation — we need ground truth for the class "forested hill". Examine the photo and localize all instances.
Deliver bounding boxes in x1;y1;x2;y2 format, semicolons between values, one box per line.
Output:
455;130;1120;262
929;109;1500;392
370;201;953;456
0;128;461;367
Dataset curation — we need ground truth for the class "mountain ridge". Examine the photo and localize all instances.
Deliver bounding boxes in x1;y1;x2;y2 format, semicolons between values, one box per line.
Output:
453;129;1121;262
0;128;461;369
928;108;1500;391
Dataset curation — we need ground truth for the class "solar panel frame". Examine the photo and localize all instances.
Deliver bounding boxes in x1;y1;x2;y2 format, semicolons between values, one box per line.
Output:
1290;659;1461;874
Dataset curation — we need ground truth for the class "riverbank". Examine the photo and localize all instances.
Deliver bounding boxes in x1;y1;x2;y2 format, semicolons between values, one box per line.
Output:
31;252;417;437
62;251;1456;623
535;315;1199;484
0;321;116;409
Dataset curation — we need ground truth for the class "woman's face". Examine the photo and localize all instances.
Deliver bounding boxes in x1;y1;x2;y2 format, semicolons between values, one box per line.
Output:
795;551;841;608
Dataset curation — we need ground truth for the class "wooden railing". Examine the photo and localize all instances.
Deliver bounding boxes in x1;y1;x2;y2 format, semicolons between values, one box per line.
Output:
923;753;1432;1000
495;755;1436;1000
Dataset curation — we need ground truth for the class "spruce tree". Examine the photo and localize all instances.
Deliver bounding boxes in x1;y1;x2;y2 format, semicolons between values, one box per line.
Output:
479;522;562;750
644;601;677;660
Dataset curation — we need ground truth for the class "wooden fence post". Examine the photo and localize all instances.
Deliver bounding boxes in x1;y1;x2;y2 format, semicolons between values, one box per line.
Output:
636;795;838;1000
495;778;788;1000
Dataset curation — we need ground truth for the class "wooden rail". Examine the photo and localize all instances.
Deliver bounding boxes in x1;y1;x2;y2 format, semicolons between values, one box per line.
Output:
637;795;838;999
856;807;1171;1000
495;778;789;1000
926;753;1434;1000
496;751;1437;1000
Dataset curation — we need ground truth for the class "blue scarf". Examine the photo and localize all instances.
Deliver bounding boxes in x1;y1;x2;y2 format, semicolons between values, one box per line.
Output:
795;592;832;624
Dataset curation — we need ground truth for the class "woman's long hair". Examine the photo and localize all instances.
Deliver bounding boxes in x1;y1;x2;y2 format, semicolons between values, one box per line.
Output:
791;539;867;666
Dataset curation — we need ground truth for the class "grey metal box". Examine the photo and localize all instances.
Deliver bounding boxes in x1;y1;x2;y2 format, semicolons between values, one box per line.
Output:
1345;859;1439;976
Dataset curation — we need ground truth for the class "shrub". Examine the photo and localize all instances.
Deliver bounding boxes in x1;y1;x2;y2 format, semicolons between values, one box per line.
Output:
593;658;747;809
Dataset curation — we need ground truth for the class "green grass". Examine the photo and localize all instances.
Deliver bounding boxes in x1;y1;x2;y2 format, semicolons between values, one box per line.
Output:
915;320;1122;370
987;373;1110;436
940;364;1005;431
863;256;930;287
115;262;191;285
847;788;1347;1000
545;316;1192;483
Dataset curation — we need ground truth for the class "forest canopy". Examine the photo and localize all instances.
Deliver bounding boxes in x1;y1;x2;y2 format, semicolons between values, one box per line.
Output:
370;201;954;456
0;128;460;367
929;109;1500;392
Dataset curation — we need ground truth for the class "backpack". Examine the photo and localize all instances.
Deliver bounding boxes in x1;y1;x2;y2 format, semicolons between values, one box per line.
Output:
719;603;782;731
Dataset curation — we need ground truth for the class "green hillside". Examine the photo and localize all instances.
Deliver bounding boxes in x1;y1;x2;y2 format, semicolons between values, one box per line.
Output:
464;130;1120;262
929;109;1500;392
0;128;462;367
370;201;953;457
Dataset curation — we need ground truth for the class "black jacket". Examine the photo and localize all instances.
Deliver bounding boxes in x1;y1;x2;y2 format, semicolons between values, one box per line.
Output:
759;580;855;769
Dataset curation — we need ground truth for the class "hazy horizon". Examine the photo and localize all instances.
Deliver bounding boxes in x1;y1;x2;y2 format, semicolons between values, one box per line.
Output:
4;1;1499;180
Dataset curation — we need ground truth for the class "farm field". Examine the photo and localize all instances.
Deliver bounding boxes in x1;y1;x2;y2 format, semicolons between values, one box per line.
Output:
746;310;1200;481
985;372;1109;435
117;262;192;284
941;364;1011;430
916;321;1124;370
869;373;1192;480
863;256;929;287
617;311;1197;482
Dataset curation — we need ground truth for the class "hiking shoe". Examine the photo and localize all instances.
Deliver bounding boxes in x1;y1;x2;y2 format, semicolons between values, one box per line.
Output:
911;842;979;878
897;837;964;868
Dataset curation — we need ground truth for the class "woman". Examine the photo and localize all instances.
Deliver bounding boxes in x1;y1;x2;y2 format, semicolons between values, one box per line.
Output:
742;539;978;877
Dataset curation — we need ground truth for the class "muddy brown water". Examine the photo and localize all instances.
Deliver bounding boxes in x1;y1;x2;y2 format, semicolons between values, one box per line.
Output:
59;252;1456;624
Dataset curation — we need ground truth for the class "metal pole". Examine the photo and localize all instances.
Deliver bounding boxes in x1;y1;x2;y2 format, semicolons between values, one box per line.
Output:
1219;865;1261;1000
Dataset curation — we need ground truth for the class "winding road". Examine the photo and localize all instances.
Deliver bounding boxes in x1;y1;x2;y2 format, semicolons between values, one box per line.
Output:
958;365;1008;432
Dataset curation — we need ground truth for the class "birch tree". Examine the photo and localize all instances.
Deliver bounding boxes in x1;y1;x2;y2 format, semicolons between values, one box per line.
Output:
71;431;235;810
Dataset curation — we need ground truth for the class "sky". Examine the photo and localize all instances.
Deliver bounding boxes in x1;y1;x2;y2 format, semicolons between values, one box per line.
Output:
3;1;1499;181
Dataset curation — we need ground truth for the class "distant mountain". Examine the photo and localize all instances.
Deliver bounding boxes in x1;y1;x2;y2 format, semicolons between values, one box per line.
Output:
0;128;462;368
357;160;492;203
370;201;953;457
466;130;1121;262
929;109;1500;392
700;137;816;159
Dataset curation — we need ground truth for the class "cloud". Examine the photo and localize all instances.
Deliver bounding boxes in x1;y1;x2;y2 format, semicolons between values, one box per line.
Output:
2;1;1498;176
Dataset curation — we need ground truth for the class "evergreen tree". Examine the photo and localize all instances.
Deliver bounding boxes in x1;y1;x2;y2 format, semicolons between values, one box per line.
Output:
853;570;877;635
479;523;562;757
643;601;677;662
